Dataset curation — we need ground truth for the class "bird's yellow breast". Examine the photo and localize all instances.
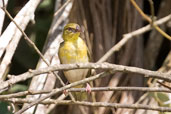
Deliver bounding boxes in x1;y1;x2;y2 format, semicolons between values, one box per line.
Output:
59;37;89;83
59;37;89;64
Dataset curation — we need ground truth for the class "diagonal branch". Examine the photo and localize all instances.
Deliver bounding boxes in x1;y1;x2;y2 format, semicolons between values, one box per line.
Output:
130;0;171;40
98;14;171;63
0;0;73;101
0;0;41;79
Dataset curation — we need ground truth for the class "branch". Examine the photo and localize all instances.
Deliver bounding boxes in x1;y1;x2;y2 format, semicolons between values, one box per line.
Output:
0;0;42;79
0;87;170;99
3;98;171;112
22;2;75;113
54;0;72;16
148;0;155;23
0;0;40;57
98;14;171;62
7;62;170;114
1;62;171;92
0;0;72;100
130;0;171;40
14;71;112;114
0;6;50;76
0;0;8;35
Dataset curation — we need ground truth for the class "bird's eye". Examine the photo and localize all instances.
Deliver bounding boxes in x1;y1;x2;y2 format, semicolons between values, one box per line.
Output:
67;28;72;31
67;28;76;33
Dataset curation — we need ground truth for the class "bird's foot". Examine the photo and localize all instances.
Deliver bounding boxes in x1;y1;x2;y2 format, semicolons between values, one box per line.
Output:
63;89;68;96
86;83;91;94
63;81;69;96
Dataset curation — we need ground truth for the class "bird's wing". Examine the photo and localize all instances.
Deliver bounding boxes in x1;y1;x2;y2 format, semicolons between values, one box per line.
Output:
58;41;64;64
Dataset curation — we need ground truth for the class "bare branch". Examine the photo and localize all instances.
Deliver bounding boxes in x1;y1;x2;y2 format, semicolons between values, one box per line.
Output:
0;0;39;57
0;0;8;35
0;0;41;79
3;98;171;112
0;1;73;104
1;62;171;92
6;62;170;114
28;1;74;113
0;87;170;100
148;0;155;23
14;71;112;114
98;14;171;63
0;7;50;74
54;0;72;16
130;0;171;40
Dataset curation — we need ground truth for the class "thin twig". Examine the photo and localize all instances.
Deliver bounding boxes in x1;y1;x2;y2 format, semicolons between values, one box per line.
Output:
148;0;155;24
14;71;111;114
0;0;8;35
6;66;171;114
130;0;171;40
130;0;151;21
157;81;171;90
4;99;171;112
54;0;71;16
1;2;76;107
1;8;49;67
1;2;75;107
31;3;75;114
46;94;67;114
0;87;170;99
98;14;171;63
1;1;69;94
0;0;41;79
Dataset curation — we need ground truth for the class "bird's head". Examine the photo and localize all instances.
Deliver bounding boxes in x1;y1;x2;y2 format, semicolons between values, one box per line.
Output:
62;23;82;41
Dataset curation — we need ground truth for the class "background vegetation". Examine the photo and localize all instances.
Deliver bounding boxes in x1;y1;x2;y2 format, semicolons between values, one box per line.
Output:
0;0;171;114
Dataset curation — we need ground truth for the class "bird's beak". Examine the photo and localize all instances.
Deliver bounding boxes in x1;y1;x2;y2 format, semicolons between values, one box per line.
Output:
76;25;83;33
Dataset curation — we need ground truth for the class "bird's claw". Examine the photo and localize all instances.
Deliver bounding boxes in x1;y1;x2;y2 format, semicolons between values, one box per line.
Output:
86;83;91;94
63;90;68;96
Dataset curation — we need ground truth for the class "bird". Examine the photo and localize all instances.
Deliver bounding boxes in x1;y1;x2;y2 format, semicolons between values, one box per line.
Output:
58;23;91;100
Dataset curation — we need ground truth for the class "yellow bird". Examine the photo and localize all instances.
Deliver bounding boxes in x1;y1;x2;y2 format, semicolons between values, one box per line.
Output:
58;23;90;100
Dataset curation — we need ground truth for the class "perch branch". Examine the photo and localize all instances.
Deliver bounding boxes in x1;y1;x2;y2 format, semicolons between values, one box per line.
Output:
0;87;170;99
1;62;171;91
15;71;112;114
